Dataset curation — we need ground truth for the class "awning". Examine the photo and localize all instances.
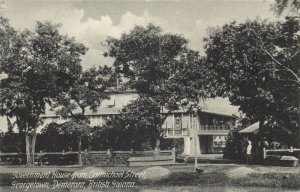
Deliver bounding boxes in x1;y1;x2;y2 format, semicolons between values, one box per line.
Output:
239;122;260;134
239;122;292;135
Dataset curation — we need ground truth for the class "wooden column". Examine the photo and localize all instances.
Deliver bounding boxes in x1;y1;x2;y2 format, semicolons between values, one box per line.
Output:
172;114;175;135
181;113;184;135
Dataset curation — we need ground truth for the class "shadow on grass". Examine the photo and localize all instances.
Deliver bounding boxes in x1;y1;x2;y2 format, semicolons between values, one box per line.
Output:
141;172;230;186
231;173;300;189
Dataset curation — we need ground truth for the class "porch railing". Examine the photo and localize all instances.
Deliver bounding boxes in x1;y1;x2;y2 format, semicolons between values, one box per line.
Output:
163;128;189;136
200;124;231;130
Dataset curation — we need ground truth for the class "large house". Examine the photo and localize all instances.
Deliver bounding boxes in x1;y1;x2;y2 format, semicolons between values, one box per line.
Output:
0;91;239;156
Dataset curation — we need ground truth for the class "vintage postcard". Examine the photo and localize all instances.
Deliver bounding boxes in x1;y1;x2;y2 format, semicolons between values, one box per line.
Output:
0;0;299;191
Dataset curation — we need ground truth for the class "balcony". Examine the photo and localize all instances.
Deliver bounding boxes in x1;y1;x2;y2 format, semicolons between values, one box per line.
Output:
200;124;231;130
163;128;189;137
198;124;231;135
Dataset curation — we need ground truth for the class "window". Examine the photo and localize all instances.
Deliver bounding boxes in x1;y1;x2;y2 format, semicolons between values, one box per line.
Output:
174;114;182;130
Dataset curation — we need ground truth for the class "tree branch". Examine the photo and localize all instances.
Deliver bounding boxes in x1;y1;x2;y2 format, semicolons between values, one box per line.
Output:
260;46;300;83
252;29;300;84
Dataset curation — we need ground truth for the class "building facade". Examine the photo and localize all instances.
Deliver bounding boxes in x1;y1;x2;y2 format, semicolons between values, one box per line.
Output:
37;92;238;156
161;111;236;156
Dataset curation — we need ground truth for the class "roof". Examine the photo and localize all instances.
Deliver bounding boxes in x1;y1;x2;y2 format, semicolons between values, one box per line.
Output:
162;97;239;118
239;122;260;134
0;94;240;132
43;92;140;116
201;97;239;117
239;122;292;135
44;95;240;118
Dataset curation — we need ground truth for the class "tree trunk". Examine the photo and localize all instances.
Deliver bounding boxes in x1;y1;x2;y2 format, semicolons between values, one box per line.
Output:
78;136;82;166
258;120;265;163
155;139;160;149
25;133;31;165
30;128;37;166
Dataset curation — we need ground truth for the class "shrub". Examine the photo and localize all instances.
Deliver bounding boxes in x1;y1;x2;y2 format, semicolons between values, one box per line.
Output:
223;128;247;162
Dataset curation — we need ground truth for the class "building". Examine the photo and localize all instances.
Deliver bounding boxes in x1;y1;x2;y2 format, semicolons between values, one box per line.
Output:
161;103;237;156
1;91;239;156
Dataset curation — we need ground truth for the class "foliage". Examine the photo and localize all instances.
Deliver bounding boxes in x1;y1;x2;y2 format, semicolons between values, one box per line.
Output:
117;96;163;150
53;64;113;163
223;128;248;161
104;24;188;97
0;18;87;164
55;65;113;116
104;24;211;111
40;122;89;152
272;0;300;16
89;126;121;150
59;118;91;138
90;97;163;150
204;17;299;142
104;24;212;148
0;19;87;126
0;17;16;66
0;132;24;153
90;97;185;151
160;138;184;154
39;123;69;152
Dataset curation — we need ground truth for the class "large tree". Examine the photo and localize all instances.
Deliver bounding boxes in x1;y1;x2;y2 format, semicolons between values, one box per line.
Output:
0;19;87;165
107;96;163;150
204;17;299;148
104;24;212;148
54;65;113;164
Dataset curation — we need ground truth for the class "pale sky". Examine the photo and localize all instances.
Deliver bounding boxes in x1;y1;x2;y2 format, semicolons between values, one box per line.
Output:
0;0;277;69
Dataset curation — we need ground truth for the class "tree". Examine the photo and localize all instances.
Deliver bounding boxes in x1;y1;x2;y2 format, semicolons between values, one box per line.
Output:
0;17;16;66
54;65;113;164
272;0;300;16
59;118;91;165
115;96;163;150
0;19;87;165
55;65;113;116
204;17;299;149
104;24;211;148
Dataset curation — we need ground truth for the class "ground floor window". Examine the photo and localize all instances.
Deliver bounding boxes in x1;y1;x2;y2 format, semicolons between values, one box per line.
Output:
213;136;227;153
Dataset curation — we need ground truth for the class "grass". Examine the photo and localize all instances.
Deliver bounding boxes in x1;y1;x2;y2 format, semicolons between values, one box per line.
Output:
231;173;300;189
2;164;300;189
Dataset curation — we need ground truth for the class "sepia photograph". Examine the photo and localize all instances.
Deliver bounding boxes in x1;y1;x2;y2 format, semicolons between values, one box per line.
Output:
0;0;299;191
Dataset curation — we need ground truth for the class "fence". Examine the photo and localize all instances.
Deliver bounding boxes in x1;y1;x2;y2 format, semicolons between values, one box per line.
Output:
0;148;176;166
263;147;300;159
262;147;300;166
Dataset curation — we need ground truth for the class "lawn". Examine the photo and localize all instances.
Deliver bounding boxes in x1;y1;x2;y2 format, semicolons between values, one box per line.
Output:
1;164;300;189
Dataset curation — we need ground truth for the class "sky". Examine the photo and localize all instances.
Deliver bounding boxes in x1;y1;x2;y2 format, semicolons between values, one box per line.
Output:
0;0;278;69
